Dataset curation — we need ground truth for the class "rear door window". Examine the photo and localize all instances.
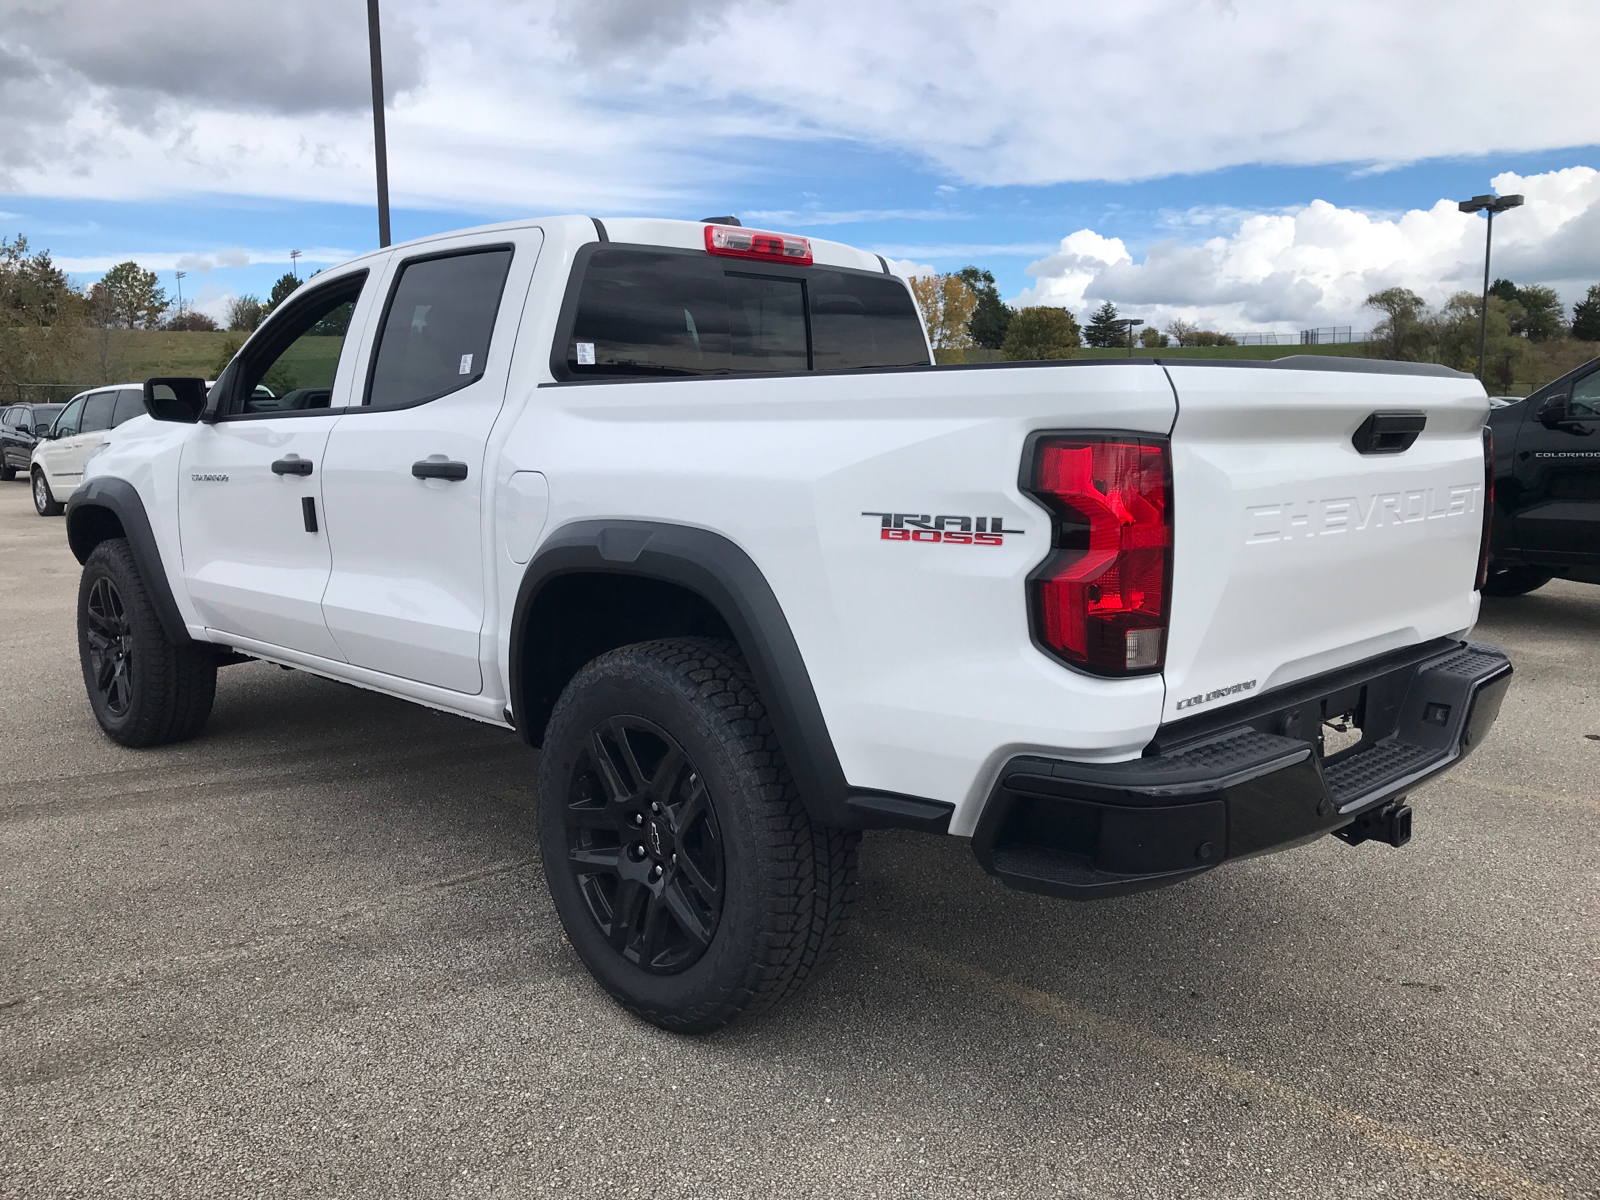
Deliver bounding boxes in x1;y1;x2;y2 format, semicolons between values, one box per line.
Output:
80;392;115;434
111;388;145;427
562;247;929;379
365;247;515;410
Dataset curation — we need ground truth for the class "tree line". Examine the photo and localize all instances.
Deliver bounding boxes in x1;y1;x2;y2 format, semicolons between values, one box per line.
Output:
913;265;1600;369
1362;281;1600;387
909;268;1248;360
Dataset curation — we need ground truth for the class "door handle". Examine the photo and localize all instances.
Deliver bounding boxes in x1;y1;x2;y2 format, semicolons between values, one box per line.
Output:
412;460;469;481
272;458;314;476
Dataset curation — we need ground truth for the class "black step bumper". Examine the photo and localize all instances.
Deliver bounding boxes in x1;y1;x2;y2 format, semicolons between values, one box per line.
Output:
972;640;1512;900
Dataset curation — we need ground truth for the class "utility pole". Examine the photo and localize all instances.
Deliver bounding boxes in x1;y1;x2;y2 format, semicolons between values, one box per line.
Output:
1456;193;1524;385
367;0;392;248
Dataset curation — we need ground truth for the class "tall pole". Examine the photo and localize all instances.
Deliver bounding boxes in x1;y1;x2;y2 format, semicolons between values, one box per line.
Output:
1476;210;1494;385
367;0;392;248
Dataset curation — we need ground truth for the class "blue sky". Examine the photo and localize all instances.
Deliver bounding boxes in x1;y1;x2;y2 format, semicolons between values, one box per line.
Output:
6;1;1600;333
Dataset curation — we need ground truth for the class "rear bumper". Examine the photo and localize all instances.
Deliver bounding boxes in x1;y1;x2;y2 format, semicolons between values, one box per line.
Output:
972;640;1512;900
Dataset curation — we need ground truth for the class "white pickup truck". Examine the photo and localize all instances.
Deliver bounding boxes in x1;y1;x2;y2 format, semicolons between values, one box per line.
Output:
65;216;1511;1031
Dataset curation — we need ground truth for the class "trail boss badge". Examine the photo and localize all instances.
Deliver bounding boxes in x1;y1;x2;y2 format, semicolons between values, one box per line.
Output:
861;512;1025;545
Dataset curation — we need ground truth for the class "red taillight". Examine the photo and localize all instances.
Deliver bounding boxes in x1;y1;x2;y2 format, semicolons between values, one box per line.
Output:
1477;426;1494;590
704;223;813;266
1024;436;1173;676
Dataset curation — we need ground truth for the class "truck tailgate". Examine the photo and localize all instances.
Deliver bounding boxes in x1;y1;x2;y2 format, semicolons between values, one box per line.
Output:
1161;362;1489;725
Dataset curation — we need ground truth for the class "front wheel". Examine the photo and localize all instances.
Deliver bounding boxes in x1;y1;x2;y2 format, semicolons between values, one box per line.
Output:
537;638;859;1033
0;459;16;481
78;539;218;747
33;469;62;516
1481;566;1552;597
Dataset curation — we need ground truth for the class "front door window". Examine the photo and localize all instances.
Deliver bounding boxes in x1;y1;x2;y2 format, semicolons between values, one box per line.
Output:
225;273;367;416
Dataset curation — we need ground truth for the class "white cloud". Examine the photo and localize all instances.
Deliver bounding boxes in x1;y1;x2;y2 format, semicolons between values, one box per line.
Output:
52;246;357;276
886;258;936;279
1015;167;1600;332
3;1;1598;207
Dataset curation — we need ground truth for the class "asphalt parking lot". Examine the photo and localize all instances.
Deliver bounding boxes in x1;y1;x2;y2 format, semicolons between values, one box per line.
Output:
1;481;1596;1200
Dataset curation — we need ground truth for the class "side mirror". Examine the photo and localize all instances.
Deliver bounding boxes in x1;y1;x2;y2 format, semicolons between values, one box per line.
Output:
143;377;208;424
1539;394;1571;427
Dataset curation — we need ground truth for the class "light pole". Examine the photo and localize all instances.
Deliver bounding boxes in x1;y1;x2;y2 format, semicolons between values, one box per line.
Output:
289;249;302;280
367;0;392;248
1457;193;1523;384
174;269;186;316
1110;318;1144;357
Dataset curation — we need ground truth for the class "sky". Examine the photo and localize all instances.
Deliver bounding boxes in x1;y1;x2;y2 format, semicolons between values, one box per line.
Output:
3;0;1599;335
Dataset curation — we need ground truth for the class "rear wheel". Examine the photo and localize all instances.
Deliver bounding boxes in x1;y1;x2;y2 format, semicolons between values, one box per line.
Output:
0;458;16;481
32;468;62;516
1481;566;1552;597
78;539;217;747
537;638;859;1033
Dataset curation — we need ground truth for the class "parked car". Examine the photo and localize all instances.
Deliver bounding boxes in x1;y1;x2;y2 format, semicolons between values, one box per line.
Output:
1;402;65;481
30;384;147;515
1484;356;1600;595
63;216;1510;1031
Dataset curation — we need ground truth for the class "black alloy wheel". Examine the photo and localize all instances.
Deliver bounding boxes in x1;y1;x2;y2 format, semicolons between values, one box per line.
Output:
83;576;135;717
564;716;725;974
536;638;861;1032
77;538;218;747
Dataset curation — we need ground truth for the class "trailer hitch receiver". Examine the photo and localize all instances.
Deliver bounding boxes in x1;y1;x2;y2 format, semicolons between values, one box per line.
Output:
1334;798;1413;849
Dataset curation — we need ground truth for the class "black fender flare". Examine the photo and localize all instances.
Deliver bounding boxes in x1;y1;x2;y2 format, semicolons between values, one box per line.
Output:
509;520;952;833
65;477;193;646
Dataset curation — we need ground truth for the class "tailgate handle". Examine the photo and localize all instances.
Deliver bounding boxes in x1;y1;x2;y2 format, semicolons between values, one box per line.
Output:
1352;411;1426;455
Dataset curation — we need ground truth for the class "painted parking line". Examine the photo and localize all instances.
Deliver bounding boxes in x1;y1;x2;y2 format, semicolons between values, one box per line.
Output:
893;938;1567;1200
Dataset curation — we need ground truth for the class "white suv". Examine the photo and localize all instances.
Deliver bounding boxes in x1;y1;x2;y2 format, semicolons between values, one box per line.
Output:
31;384;147;516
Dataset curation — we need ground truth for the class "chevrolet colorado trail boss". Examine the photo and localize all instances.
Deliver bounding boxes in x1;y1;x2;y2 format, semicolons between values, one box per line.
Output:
64;217;1511;1031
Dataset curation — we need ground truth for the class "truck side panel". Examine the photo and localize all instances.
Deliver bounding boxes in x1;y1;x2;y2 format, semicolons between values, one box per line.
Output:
498;360;1177;835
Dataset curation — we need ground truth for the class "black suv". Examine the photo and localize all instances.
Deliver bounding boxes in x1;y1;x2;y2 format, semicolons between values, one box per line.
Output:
1484;355;1600;595
1;402;65;481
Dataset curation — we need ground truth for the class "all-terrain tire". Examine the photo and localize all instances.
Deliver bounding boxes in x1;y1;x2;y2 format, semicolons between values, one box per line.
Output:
536;637;860;1033
0;460;16;481
33;468;62;516
78;538;217;747
1481;566;1553;597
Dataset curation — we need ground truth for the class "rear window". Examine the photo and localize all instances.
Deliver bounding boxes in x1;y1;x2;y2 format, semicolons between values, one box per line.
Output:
562;247;929;378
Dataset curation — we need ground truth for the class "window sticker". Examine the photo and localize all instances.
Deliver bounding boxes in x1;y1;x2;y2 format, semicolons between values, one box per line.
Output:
459;353;473;375
576;341;596;365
